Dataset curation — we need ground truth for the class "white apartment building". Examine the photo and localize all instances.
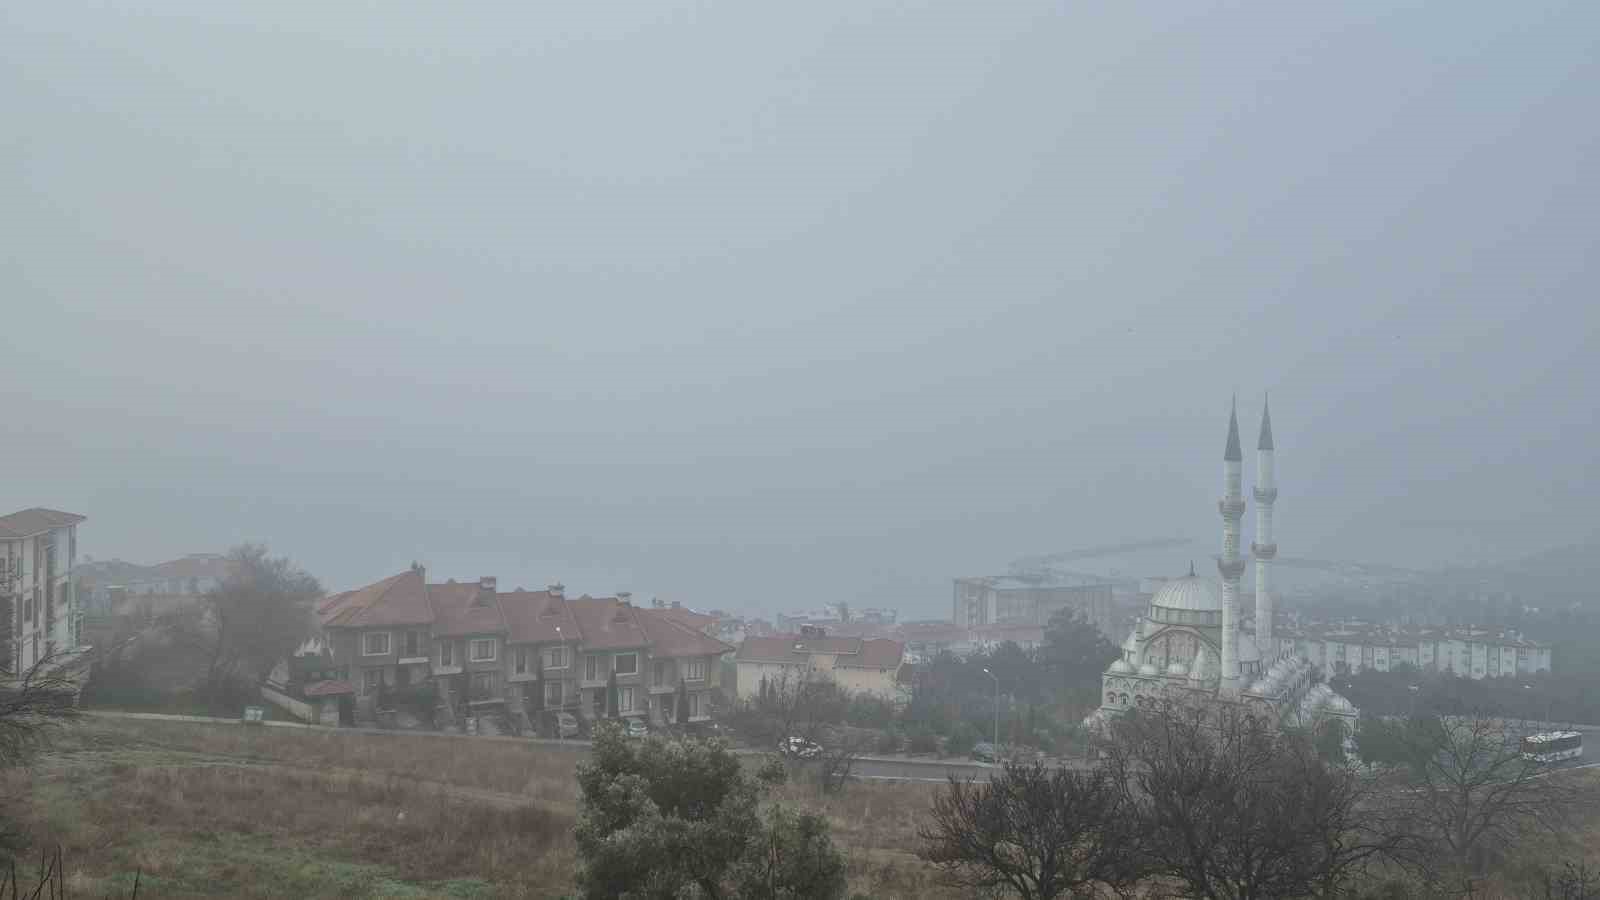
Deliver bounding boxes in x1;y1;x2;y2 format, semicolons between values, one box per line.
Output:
1286;624;1552;679
3;508;87;673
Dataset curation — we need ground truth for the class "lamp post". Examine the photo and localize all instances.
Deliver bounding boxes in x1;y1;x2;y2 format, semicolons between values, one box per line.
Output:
1407;683;1419;720
1524;684;1553;728
982;667;999;752
555;626;564;744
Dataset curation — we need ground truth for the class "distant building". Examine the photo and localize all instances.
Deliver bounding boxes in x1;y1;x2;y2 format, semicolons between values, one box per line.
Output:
1280;622;1553;679
77;553;233;615
735;634;904;701
3;508;87;673
952;574;1116;637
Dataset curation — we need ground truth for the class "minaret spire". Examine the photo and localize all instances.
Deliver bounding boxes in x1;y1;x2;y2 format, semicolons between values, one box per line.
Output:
1218;397;1246;694
1224;395;1243;462
1253;395;1279;658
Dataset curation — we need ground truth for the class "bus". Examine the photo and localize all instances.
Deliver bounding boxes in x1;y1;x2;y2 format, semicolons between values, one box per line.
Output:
1520;731;1583;764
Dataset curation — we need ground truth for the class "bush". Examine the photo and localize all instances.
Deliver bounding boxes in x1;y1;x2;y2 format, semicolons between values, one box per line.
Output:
874;729;903;754
907;731;939;755
944;724;979;758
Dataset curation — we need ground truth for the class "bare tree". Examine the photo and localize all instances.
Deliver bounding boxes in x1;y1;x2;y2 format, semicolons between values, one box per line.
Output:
198;544;321;705
0;646;85;768
1385;713;1588;890
815;730;870;795
918;760;1141;900
1100;699;1408;900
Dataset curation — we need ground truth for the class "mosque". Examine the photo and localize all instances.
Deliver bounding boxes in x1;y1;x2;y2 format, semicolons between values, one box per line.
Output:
1087;398;1359;733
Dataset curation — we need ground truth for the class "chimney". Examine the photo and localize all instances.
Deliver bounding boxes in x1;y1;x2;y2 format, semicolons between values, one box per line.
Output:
618;591;633;606
548;582;565;598
476;576;497;605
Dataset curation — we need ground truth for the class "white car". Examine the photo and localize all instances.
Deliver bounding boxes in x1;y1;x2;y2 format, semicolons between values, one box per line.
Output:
778;736;823;759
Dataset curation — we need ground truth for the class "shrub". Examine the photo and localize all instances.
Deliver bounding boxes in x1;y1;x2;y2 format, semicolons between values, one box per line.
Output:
875;729;903;754
907;731;939;755
944;724;980;758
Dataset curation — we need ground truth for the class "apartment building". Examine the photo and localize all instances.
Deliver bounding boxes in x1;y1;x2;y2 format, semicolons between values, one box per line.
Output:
1282;622;1553;679
3;508;87;673
312;567;731;729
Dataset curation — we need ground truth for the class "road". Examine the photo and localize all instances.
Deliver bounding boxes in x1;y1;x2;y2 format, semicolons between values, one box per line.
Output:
85;710;1015;783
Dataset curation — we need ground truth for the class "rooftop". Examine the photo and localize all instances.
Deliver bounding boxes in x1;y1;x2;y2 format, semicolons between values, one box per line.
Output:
0;507;86;540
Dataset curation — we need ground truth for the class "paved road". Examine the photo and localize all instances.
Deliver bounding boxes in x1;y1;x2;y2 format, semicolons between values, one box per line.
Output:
84;710;1020;783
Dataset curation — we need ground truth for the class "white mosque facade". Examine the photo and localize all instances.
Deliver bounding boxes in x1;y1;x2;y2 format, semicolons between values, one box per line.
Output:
1089;399;1359;733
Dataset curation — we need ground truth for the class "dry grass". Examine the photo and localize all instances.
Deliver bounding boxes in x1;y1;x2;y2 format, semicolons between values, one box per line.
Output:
5;717;955;899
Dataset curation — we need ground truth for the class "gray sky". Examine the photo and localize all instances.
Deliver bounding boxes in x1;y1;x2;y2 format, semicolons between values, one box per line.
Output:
5;1;1597;616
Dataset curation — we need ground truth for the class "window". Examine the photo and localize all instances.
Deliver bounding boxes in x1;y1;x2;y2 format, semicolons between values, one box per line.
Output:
363;632;391;656
470;638;496;662
364;669;382;692
403;631;421;658
585;655;600;681
440;641;454;667
591;689;604;717
614;653;638;676
545;680;563;706
543;646;568;670
471;671;495;697
515;648;529;675
689;692;704;718
619;686;635;713
684;659;706;681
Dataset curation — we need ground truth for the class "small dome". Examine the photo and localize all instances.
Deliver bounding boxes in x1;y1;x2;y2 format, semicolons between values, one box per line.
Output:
1138;663;1159;677
1150;573;1222;611
1166;662;1189;677
1109;659;1133;674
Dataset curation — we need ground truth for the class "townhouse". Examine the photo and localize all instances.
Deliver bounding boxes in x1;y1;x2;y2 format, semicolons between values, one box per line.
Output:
309;567;731;730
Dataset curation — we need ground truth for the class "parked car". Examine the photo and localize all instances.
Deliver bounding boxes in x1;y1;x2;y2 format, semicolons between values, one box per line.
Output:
625;718;650;739
970;741;998;763
778;736;823;759
553;711;580;739
686;720;727;739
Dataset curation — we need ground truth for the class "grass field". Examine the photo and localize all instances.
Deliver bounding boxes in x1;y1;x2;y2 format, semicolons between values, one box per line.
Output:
11;716;1598;898
3;716;951;899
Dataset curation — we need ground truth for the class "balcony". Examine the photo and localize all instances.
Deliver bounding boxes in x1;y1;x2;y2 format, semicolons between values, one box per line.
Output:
649;680;678;695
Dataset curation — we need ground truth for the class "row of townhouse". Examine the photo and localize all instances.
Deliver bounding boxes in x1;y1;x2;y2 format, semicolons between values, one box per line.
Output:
1282;624;1553;679
308;566;733;729
3;507;87;674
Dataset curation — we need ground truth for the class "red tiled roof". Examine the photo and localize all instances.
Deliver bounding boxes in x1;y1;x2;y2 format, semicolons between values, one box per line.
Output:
655;606;717;632
857;638;906;669
634;608;734;658
150;554;233;580
0;507;85;540
567;596;650;650
303;680;355;697
429;581;506;637
737;634;904;670
500;589;580;645
318;570;433;628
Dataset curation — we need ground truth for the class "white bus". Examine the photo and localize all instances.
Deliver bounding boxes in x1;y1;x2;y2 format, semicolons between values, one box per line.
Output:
1520;731;1583;764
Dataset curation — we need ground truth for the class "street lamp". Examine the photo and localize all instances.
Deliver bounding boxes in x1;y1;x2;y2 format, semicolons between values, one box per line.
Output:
1523;684;1553;727
1407;683;1419;719
982;667;999;752
555;626;564;744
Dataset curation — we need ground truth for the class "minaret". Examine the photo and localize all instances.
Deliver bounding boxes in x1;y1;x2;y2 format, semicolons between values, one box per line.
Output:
1218;397;1246;693
1253;397;1278;660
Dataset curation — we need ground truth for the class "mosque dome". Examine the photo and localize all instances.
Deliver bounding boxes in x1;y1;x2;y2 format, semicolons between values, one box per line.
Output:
1109;659;1133;674
1151;573;1222;611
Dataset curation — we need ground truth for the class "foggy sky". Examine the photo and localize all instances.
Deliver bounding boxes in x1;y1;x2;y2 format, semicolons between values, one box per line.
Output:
5;2;1597;617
